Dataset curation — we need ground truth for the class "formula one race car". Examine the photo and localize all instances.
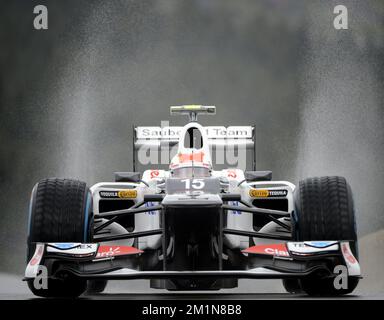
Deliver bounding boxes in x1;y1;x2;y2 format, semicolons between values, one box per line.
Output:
25;105;361;297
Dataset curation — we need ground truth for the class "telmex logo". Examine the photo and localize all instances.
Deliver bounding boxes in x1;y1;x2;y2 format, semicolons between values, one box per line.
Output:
136;126;253;139
51;243;77;249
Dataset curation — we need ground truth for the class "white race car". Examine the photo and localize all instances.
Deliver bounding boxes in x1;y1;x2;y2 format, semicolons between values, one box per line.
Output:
25;105;360;297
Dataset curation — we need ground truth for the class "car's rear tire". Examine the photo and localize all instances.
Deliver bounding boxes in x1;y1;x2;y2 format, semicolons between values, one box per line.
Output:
293;176;359;296
27;178;93;298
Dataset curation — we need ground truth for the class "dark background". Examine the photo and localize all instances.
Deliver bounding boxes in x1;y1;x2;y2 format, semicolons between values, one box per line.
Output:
0;0;383;276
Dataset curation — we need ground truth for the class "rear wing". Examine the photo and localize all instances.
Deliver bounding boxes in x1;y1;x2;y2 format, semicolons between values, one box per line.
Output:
170;105;216;121
132;125;256;171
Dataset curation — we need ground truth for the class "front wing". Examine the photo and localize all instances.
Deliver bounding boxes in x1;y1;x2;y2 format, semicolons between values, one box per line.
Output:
25;241;361;281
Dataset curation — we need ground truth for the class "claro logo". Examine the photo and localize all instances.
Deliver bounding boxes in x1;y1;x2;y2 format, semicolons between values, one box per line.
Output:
264;247;290;257
243;244;290;257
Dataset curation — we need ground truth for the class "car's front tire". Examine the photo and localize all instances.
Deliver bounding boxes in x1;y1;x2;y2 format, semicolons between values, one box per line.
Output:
86;280;108;294
282;279;303;294
293;176;359;296
27;178;93;298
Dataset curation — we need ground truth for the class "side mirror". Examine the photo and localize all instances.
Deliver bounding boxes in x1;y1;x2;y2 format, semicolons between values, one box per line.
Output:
114;172;142;183
245;171;272;182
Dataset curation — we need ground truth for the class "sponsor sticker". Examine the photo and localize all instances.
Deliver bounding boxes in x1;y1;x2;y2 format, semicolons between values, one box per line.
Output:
49;243;78;250
136;126;252;139
249;189;288;198
25;243;45;278
150;170;160;179
46;243;98;257
178;152;205;163
136;127;183;139
287;241;339;255
117;190;137;198
341;243;357;264
99;189;137;199
99;191;119;198
304;241;338;248
340;242;361;276
242;243;290;257
227;170;237;178
30;244;44;266
96;246;143;259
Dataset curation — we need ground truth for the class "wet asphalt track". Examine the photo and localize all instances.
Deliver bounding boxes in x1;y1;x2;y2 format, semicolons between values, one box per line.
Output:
1;276;383;300
3;291;384;300
81;291;384;300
